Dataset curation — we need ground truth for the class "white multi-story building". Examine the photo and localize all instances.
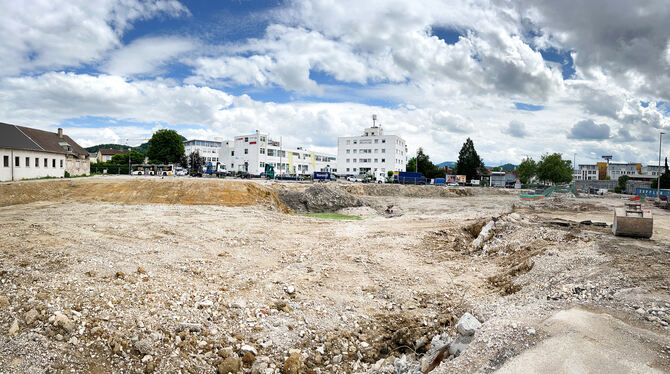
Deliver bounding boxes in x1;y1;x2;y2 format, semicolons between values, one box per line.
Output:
641;165;665;176
607;163;640;179
576;164;599;180
219;131;336;175
183;139;223;164
337;121;407;176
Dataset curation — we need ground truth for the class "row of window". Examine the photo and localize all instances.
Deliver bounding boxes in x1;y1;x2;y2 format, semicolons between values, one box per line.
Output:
3;156;62;168
346;139;386;145
345;167;386;172
187;141;221;147
346;148;386;154
346;158;386;163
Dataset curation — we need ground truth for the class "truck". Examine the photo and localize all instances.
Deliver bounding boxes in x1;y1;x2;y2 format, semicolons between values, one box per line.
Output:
313;171;332;181
204;163;227;177
394;171;426;184
374;170;386;183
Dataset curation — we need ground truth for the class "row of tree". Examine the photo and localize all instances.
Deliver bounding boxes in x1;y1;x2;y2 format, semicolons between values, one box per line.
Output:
93;129;187;166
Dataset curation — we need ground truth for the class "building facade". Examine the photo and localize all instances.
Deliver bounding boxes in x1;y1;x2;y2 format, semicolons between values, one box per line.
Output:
96;148;129;163
1;123;88;181
576;164;599;180
336;124;407;176
183;139;223;164
19;127;90;177
219;131;336;175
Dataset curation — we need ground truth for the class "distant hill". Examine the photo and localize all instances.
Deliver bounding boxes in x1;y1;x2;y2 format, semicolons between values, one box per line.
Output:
436;161;456;168
499;163;517;171
436;161;517;170
86;135;185;154
86;143;149;154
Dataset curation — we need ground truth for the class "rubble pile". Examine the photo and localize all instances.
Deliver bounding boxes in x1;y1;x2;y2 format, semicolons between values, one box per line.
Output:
278;185;366;213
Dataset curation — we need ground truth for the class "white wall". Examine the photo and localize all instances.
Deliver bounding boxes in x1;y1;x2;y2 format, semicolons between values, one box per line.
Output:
337;134;407;175
221;133;336;175
0;148;66;181
66;155;90;176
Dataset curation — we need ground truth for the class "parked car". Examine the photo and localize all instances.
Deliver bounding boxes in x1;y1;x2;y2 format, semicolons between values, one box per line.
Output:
175;169;188;176
447;182;459;186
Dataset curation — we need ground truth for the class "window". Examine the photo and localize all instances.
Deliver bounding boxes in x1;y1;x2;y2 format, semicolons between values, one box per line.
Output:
353;140;358;144
381;149;385;153
3;155;8;167
382;139;386;143
374;159;378;163
353;159;357;162
260;148;265;154
382;158;386;163
346;168;350;172
244;137;248;142
267;149;275;156
346;159;350;163
346;149;350;154
374;139;378;143
353;168;357;172
346;140;350;145
25;157;30;167
231;151;235;156
52;159;56;168
15;156;20;167
244;149;248;154
353;149;357;154
35;158;39;167
260;136;266;142
260;162;265;167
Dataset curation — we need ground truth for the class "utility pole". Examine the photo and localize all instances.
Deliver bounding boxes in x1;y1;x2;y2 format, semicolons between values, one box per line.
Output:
658;131;665;200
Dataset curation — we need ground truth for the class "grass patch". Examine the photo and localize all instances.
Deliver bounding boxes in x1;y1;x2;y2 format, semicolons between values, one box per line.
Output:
301;212;362;220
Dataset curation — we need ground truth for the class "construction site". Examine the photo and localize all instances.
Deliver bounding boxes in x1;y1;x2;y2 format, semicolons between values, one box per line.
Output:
1;176;669;374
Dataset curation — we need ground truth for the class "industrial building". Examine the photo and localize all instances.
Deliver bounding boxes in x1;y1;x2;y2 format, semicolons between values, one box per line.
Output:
574;162;655;181
219;131;336;175
336;117;408;176
0;123;89;181
183;139;223;164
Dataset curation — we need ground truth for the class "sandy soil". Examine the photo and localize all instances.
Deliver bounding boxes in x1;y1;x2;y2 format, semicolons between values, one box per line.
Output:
0;177;668;373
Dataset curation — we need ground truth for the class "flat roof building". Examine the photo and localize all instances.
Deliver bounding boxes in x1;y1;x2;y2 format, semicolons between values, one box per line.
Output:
337;118;407;176
219;131;336;175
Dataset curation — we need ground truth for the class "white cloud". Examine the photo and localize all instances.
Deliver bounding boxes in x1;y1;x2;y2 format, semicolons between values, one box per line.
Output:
103;36;196;77
0;0;189;76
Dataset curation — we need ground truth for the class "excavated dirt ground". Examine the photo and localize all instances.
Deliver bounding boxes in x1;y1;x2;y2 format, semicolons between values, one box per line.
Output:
0;176;669;373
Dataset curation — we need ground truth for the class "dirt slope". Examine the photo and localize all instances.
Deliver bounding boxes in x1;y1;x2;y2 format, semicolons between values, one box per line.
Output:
0;177;290;212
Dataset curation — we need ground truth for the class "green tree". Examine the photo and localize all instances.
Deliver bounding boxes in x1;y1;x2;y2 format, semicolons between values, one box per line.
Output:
455;138;484;181
536;153;573;184
650;157;670;189
187;151;205;174
110;150;145;165
490;166;502;172
147;129;185;164
517;157;537;184
407;148;445;179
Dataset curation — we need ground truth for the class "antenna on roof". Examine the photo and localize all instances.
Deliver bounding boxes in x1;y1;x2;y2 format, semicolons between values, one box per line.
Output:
372;114;377;127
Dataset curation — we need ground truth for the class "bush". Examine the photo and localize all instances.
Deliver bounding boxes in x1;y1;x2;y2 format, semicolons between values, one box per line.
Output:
614;185;622;194
64;171;70;178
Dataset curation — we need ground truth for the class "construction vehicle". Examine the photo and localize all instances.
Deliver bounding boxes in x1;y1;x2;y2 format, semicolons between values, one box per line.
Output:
264;164;275;179
612;202;653;239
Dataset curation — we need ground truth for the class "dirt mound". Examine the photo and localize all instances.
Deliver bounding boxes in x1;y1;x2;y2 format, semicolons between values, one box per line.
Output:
342;184;475;198
0;177;290;212
278;184;366;213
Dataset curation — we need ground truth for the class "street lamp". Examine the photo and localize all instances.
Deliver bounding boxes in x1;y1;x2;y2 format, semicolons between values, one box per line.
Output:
657;131;665;200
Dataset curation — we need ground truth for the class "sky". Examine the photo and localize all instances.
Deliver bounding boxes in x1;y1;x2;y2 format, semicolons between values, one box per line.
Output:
1;0;669;166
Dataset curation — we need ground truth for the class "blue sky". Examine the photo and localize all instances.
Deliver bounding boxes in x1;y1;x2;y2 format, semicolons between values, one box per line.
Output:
0;0;669;165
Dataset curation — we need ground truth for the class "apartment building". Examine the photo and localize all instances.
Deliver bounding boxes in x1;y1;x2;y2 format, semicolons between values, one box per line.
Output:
219;131;336;175
575;164;599;180
183;139;223;164
606;162;641;179
336;122;407;176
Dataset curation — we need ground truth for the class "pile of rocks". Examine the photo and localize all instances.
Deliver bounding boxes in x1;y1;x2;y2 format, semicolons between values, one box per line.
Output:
371;312;483;374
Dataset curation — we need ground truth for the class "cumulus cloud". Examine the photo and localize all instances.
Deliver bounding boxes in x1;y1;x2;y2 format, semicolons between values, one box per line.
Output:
568;119;610;140
0;0;189;76
103;36;196;77
507;120;526;138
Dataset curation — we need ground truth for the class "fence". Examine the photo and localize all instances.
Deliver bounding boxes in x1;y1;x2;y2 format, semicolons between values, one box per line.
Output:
91;164;130;175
